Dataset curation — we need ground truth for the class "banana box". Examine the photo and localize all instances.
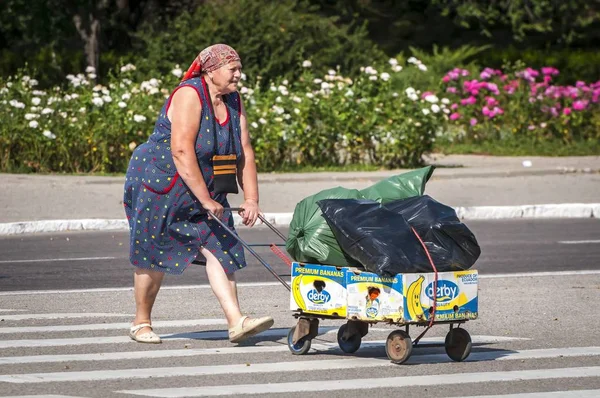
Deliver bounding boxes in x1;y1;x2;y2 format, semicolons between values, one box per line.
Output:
345;270;404;322
290;262;347;317
403;270;478;323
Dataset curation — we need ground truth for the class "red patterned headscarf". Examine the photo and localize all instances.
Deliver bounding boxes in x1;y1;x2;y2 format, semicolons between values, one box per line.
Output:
181;44;241;82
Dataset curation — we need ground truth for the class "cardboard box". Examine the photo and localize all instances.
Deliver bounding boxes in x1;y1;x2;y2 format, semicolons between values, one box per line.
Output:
346;270;405;322
290;262;347;317
403;270;478;323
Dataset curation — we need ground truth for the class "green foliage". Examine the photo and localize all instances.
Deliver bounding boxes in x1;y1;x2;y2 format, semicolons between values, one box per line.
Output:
133;0;385;86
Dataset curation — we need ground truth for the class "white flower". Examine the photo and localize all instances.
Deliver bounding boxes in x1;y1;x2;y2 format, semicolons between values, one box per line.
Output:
380;72;390;81
92;97;104;106
422;108;431;115
292;96;301;103
6;82;13;87
60;112;68;118
274;117;283;123
405;87;416;95
392;92;399;97
313;78;323;84
418;64;428;71
424;94;438;103
443;108;450;114
102;95;112;103
22;76;30;83
9;100;25;109
43;130;56;139
41;108;54;115
369;75;378;81
328;69;336;76
345;89;354;97
149;87;159;95
441;98;450;105
389;58;398;66
32;90;46;96
277;85;289;95
120;63;137;72
30;106;39;112
28;79;39;87
364;66;377;75
273;105;285;115
133;114;147;122
408;93;419;101
118;101;127;108
24;113;38;120
86;66;96;73
408;57;419;64
171;67;182;78
321;82;330;90
241;73;247;81
128;142;137;151
306;92;314;98
251;122;258;128
102;88;110;95
123;78;132;85
121;93;131;100
88;73;97;79
240;87;249;94
269;85;277;92
275;96;282;103
79;107;86;113
71;93;79;99
431;104;440;113
294;108;300;115
29;120;39;128
259;118;267;124
32;97;41;106
302;60;312;68
0;87;8;95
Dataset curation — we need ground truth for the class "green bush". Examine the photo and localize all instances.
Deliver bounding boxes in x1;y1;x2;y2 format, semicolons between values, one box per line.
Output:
133;0;385;87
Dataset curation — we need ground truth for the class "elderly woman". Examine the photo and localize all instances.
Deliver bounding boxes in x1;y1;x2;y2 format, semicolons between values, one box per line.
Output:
123;44;273;344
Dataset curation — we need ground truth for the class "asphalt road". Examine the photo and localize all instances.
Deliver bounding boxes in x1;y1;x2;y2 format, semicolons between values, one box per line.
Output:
1;219;599;397
0;219;599;291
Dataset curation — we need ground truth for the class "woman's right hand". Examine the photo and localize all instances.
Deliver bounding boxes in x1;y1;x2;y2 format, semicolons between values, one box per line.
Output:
202;199;224;220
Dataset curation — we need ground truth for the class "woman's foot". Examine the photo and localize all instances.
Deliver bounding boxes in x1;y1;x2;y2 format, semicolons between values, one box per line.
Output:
228;315;274;343
129;323;162;344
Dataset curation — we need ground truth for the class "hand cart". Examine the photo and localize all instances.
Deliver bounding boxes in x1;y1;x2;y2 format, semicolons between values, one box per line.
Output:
209;208;476;365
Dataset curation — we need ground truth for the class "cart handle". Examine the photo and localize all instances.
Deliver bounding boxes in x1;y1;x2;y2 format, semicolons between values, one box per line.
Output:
224;207;287;243
208;209;291;292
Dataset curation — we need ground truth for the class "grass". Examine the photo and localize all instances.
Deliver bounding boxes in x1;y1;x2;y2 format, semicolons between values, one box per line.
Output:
434;137;600;157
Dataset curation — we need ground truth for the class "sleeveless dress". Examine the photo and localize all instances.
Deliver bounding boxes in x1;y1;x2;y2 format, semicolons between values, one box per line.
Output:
123;76;246;275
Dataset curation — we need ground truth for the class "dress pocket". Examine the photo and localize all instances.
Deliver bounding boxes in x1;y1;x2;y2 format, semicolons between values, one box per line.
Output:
142;161;179;194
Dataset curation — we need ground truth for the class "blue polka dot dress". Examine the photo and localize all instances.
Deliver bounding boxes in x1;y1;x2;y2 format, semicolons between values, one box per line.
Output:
123;76;246;275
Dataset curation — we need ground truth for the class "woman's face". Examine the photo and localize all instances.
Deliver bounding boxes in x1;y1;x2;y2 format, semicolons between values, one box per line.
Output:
210;61;242;94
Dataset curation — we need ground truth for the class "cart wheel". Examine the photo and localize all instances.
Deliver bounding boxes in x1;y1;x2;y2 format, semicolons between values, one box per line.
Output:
445;328;472;362
385;330;413;364
287;326;311;355
337;324;362;354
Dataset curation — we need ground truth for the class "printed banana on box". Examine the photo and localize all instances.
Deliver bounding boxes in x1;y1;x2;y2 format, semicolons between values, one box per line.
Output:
403;270;478;323
290;263;347;317
346;271;404;322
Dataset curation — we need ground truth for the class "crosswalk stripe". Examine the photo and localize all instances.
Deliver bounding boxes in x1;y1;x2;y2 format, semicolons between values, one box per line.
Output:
117;366;600;397
2;346;598;384
0;336;530;365
0;313;131;321
0;309;27;312
462;390;600;398
2;396;87;398
0;319;227;334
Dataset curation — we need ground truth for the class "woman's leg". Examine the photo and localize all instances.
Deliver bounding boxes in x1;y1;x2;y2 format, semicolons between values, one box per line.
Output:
202;247;243;328
133;267;165;335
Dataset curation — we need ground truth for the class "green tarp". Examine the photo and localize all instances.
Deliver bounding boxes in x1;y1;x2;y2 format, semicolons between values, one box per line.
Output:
286;166;434;266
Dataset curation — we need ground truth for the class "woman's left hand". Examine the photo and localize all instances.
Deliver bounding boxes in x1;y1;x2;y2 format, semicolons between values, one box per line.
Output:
239;199;260;227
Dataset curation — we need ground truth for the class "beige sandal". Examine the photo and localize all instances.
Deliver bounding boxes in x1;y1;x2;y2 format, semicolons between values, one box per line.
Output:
129;323;162;344
229;315;274;343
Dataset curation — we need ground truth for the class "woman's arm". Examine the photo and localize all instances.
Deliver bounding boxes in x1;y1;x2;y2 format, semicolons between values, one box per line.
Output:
237;95;260;226
169;86;224;219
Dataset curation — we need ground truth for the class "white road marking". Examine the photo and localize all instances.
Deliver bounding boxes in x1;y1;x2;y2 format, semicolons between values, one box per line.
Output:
0;313;131;321
0;309;27;312
2;269;599;296
0;256;117;264
3;347;598;384
117;366;600;396
0;319;227;334
558;239;600;244
0;335;529;365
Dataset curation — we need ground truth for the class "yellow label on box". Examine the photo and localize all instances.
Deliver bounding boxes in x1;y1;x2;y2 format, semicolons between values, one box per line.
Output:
290;263;347;317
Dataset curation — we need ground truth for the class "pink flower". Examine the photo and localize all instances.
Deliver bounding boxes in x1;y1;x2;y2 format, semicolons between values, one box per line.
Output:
449;112;461;121
541;67;559;76
563;107;572;116
482;106;491;116
572;100;589;111
421;91;434;99
485;96;498;107
442;75;451;83
446;87;457;94
470;118;477;126
528;125;536;131
451;103;458;110
460;96;477;106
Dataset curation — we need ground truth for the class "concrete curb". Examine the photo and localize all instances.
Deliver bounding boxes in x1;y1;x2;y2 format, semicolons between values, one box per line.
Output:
0;203;598;236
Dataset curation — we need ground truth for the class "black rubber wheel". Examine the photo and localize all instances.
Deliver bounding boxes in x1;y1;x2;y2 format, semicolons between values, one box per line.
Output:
287;326;311;355
337;323;362;354
385;330;413;364
445;328;472;362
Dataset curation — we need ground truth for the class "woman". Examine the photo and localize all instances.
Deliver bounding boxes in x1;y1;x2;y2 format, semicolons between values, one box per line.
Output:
123;44;273;344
